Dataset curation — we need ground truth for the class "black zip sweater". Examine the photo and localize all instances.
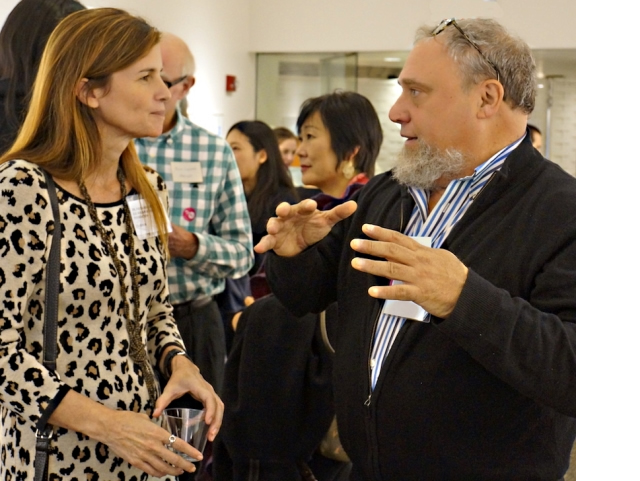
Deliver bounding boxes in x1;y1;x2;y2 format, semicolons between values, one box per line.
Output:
266;140;576;481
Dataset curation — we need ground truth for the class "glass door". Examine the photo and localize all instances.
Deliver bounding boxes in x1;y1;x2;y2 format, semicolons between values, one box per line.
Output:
319;53;358;93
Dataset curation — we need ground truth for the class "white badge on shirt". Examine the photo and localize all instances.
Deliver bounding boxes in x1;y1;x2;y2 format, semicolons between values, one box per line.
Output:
380;236;432;322
126;195;173;240
171;162;203;183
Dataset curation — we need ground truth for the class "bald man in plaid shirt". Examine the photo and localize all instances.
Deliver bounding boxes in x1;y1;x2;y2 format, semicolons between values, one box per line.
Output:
135;33;253;404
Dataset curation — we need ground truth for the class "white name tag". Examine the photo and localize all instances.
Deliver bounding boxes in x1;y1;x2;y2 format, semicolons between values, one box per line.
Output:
126;195;172;240
171;162;204;183
381;236;432;322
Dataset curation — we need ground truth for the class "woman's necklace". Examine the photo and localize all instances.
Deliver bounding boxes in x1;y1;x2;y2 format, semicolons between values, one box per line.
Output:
79;168;158;406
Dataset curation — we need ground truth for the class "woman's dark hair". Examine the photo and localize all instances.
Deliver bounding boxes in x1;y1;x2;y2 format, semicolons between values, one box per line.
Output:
227;120;297;221
0;0;85;148
296;91;382;178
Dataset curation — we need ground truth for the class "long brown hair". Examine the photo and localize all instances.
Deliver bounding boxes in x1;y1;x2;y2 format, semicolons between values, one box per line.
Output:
0;8;169;249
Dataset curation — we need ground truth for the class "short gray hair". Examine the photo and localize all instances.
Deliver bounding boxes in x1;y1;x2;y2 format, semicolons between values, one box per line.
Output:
415;18;536;114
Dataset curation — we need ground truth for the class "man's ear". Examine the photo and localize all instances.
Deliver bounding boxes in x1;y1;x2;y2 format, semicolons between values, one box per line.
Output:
477;79;504;119
176;75;196;100
75;78;101;108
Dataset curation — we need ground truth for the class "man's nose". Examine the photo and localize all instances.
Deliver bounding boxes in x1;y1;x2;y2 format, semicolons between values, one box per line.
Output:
389;97;406;124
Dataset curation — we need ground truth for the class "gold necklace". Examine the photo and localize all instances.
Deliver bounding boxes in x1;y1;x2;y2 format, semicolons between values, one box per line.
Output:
79;168;158;406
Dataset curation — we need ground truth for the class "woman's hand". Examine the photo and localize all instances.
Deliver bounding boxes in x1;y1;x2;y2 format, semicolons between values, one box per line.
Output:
101;410;200;477
47;389;199;477
153;353;224;443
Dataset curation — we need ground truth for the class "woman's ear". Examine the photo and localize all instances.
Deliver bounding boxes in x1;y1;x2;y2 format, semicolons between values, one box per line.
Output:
75;78;101;108
477;79;504;119
257;148;268;165
345;145;361;163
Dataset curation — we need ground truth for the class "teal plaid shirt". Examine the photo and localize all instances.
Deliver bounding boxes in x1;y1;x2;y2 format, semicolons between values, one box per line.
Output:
135;111;254;304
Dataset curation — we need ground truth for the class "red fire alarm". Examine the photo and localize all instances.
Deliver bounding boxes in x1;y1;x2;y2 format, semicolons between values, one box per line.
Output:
226;75;236;92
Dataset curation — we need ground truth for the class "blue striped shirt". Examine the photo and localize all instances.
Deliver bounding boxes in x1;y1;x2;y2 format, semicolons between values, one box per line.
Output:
370;137;524;389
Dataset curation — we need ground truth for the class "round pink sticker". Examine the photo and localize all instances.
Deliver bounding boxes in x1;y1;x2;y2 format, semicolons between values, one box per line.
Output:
183;207;196;221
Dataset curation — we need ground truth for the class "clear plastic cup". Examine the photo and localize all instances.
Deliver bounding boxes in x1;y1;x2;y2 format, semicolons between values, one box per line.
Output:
163;408;208;462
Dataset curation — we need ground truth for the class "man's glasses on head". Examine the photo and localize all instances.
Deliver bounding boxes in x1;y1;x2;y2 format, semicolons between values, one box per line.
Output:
163;75;188;89
432;18;502;84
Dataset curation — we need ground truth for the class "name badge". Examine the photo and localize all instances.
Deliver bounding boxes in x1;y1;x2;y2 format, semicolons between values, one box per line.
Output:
126;195;172;240
171;162;203;183
381;236;432;322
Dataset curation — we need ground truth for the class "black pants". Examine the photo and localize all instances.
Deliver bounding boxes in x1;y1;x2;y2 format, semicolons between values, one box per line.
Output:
171;296;225;393
171;296;225;481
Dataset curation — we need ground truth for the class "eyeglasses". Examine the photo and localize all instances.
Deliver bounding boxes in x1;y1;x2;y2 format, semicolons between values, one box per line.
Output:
432;18;501;84
163;75;188;89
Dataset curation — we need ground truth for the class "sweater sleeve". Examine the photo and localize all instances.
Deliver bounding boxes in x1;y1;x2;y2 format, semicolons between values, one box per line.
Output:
435;227;576;417
265;216;348;317
143;176;186;366
0;161;70;428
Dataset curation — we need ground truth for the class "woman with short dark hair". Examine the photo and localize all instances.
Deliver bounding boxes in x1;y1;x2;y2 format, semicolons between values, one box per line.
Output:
296;91;382;196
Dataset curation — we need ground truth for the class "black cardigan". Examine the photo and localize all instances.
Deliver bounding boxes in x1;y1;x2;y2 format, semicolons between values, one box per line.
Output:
266;140;576;481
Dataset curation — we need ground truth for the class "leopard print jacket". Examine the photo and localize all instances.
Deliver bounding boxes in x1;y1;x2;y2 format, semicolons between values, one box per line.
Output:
0;160;184;480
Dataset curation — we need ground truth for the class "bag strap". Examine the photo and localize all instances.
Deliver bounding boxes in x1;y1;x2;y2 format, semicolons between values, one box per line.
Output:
35;169;61;481
42;169;61;373
319;310;335;355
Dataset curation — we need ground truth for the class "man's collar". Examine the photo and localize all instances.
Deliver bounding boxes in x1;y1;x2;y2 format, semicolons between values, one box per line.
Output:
408;134;526;222
163;109;187;139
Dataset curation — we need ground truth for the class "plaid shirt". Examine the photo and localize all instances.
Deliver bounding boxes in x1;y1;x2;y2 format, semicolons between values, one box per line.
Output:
135;111;253;304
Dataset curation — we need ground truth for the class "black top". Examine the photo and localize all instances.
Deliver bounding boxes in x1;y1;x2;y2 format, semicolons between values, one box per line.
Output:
296;185;322;200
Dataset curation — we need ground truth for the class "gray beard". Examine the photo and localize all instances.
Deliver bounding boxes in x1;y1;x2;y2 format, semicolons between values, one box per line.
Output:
392;139;466;191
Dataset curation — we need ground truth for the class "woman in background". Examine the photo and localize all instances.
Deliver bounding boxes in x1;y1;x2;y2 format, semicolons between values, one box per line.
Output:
0;8;221;479
226;120;298;278
217;121;299;352
0;0;86;153
273;126;298;168
295;91;379;207
274;124;322;199
215;91;382;481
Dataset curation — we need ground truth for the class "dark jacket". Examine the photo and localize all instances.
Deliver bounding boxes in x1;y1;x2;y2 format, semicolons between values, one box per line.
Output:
266;141;576;481
221;296;336;467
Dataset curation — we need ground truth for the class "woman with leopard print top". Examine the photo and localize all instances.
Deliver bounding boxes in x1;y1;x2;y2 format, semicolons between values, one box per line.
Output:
0;8;222;480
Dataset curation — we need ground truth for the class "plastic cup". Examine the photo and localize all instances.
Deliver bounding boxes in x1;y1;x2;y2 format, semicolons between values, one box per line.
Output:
163;408;208;462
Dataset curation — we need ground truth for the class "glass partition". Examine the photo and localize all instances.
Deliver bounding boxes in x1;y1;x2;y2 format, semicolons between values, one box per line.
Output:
255;49;576;178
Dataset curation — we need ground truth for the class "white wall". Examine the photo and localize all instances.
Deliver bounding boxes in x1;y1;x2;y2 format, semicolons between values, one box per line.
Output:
0;0;256;136
248;0;576;52
1;0;575;136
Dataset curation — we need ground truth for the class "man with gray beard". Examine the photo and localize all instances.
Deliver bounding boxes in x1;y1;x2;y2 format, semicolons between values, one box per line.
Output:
393;138;466;191
256;17;575;481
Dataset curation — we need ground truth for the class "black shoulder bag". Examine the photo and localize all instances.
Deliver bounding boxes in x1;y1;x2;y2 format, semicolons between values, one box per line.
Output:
34;170;61;481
